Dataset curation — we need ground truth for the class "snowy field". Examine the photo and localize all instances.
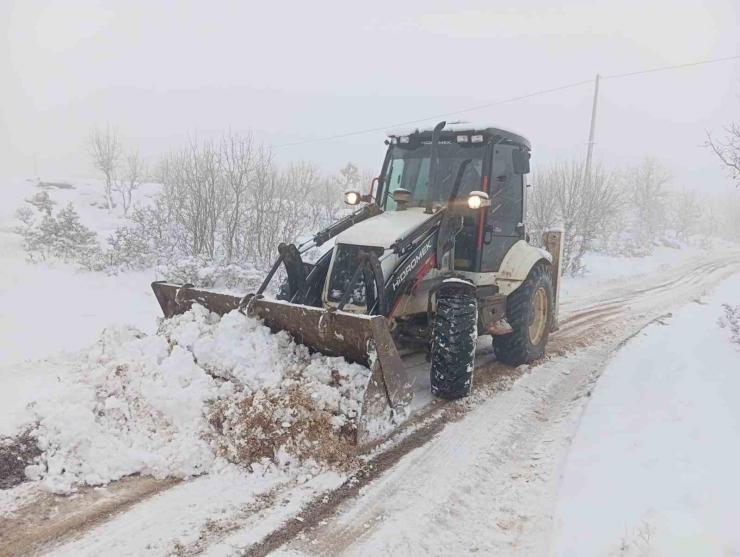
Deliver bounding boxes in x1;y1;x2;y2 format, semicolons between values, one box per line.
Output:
0;178;161;366
552;274;740;556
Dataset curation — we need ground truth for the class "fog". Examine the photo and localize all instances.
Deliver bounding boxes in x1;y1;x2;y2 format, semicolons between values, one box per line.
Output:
2;0;739;194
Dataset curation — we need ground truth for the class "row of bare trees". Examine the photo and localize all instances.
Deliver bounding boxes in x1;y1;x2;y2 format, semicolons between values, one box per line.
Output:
527;156;730;275
85;110;740;281
125;131;367;271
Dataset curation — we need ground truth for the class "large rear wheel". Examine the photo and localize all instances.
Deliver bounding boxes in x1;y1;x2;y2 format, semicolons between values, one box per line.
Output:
492;263;553;366
430;293;478;399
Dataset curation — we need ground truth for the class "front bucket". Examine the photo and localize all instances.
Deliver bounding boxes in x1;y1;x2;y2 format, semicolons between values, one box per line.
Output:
151;282;413;450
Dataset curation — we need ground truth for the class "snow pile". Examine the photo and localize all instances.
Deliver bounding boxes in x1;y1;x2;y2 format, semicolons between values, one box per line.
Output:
19;306;371;494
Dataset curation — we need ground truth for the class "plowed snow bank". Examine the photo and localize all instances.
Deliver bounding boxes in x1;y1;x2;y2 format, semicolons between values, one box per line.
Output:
16;306;371;494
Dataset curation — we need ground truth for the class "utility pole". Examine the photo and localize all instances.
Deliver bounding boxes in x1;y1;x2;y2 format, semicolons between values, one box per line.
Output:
584;74;601;188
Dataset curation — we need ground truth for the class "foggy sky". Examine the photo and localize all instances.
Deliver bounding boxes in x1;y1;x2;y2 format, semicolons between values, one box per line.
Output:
2;0;739;195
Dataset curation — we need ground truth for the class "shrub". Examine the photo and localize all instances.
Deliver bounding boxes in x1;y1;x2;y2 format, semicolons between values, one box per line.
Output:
105;226;156;271
156;256;264;291
25;191;55;215
19;203;99;264
719;303;740;345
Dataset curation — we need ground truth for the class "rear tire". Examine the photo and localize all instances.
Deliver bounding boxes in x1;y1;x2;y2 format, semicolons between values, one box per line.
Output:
430;293;478;399
492;263;553;366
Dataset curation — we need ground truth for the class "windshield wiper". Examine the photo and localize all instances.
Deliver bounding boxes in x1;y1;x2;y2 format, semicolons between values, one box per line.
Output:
448;159;472;204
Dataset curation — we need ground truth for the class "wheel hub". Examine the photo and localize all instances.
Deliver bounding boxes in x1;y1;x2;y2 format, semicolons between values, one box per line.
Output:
529;286;548;345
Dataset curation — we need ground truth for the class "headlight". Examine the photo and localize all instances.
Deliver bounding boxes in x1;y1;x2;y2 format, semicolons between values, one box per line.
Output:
467;191;490;209
344;190;361;205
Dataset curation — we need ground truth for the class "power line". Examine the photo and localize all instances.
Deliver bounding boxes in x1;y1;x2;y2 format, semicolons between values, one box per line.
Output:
601;54;740;80
272;54;740;149
272;79;594;148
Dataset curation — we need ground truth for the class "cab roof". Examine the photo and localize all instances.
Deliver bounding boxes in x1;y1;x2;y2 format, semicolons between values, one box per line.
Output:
387;122;531;150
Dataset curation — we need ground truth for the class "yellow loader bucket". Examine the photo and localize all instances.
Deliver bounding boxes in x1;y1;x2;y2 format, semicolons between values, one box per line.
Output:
151;282;413;450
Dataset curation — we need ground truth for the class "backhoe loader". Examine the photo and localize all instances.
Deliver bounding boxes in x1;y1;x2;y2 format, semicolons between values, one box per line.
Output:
153;122;563;450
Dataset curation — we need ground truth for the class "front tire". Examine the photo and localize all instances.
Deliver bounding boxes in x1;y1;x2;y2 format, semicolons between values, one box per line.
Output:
492;263;553;366
430;293;478;399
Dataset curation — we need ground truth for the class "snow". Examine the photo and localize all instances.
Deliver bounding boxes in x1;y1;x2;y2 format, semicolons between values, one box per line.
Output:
0;178;160;366
334;207;433;248
5;305;371;494
45;467;345;557
386;122;528;139
0;233;158;366
560;244;718;299
552;273;740;556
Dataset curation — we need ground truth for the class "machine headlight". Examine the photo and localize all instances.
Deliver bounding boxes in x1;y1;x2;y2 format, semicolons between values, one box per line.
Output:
344;190;361;205
467;191;490;210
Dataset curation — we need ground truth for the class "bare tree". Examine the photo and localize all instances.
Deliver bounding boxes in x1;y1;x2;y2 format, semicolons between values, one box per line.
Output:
283;161;322;233
531;159;624;274
220;132;256;261
624;157;672;241
153;135;227;258
246;148;284;265
670;188;704;242
526;170;559;248
705;102;740;187
113;150;146;215
88;124;122;212
718;193;740;242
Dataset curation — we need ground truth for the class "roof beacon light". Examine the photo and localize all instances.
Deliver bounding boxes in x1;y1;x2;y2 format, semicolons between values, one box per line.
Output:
391;137;398;144
471;135;484;143
456;135;469;143
399;136;410;144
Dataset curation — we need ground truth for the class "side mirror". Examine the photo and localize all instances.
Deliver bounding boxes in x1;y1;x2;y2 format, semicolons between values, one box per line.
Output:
513;149;531;175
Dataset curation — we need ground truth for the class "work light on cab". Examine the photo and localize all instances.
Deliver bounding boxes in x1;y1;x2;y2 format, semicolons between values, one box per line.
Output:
344;190;361;205
467;190;490;209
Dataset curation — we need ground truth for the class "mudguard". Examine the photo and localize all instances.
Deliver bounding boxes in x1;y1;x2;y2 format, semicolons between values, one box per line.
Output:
495;240;552;295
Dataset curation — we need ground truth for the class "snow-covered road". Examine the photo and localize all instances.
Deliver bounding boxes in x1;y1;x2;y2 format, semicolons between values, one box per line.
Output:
2;249;734;557
270;254;740;557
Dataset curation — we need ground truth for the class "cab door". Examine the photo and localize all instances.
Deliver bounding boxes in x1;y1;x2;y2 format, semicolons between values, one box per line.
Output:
478;144;525;272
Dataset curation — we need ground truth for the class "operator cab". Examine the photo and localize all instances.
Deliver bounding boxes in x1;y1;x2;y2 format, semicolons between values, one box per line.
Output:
381;124;531;273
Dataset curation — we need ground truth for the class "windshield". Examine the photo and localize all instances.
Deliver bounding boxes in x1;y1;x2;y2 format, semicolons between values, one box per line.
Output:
382;142;487;211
